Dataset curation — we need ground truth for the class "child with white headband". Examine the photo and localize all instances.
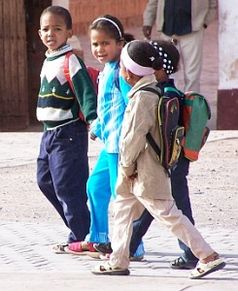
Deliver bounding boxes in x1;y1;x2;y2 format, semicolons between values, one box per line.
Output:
92;40;225;278
65;15;144;260
130;40;199;270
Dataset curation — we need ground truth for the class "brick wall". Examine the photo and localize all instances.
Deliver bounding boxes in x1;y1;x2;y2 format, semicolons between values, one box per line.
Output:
69;0;147;35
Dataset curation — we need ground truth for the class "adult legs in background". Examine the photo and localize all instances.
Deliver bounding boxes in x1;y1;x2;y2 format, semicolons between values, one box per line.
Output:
160;30;204;92
177;30;204;92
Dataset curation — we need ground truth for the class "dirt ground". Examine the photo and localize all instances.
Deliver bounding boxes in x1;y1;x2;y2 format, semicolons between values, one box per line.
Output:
0;133;238;230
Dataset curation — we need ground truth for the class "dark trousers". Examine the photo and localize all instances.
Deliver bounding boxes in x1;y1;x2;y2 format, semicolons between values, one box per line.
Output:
130;155;197;261
37;120;90;243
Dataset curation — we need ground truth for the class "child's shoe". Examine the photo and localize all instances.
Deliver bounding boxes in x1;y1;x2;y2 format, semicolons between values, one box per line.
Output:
190;253;225;279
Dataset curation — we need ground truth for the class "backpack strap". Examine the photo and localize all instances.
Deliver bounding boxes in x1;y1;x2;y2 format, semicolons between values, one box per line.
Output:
146;132;161;157
87;66;100;94
64;51;86;122
64;52;74;92
140;86;163;165
141;85;161;96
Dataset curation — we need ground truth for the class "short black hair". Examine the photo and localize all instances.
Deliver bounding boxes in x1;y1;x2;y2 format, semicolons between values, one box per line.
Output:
40;6;72;30
127;40;163;70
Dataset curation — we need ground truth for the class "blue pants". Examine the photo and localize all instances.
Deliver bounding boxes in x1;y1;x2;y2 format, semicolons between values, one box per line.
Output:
130;155;197;261
37;120;90;243
86;149;118;243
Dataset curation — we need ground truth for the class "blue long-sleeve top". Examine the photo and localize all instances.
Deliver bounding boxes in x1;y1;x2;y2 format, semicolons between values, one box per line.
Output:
90;61;130;153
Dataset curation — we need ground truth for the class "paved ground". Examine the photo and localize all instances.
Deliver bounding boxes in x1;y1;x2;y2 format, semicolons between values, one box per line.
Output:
0;130;238;291
1;21;238;291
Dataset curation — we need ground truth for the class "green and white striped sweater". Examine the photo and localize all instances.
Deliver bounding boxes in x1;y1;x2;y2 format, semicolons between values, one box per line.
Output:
37;44;97;129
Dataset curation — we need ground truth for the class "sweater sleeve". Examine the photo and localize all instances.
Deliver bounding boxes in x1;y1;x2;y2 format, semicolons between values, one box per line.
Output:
69;54;97;123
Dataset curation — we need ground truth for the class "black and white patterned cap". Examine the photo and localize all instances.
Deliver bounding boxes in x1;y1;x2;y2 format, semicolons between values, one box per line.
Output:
150;40;175;75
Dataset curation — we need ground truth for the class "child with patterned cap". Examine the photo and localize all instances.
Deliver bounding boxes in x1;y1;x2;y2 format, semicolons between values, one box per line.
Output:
130;40;199;270
92;39;225;278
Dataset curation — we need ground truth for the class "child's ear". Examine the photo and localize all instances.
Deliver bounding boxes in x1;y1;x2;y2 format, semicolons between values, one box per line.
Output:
118;39;125;48
127;70;135;80
38;29;42;39
68;29;73;39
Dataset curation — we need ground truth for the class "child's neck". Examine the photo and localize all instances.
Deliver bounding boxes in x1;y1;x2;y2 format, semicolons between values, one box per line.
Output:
48;43;68;54
159;74;169;83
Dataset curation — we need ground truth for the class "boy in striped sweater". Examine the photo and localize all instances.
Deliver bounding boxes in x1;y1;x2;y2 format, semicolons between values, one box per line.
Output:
36;6;97;251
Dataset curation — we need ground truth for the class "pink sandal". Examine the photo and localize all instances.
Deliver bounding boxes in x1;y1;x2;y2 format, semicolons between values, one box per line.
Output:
68;241;97;253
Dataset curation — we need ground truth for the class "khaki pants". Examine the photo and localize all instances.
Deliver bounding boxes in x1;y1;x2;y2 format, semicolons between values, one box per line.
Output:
109;192;214;269
160;29;204;92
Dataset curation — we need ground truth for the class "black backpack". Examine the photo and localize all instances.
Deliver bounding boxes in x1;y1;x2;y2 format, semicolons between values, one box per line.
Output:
141;85;185;175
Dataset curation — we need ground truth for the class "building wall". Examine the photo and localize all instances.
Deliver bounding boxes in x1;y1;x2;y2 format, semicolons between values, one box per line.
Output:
69;0;147;35
218;0;238;89
0;0;28;131
217;0;238;129
52;0;68;9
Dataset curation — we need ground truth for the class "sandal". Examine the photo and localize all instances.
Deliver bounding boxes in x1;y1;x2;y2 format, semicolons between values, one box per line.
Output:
99;253;111;260
92;261;130;275
170;256;198;269
52;243;69;254
190;258;225;279
67;241;98;255
93;242;113;254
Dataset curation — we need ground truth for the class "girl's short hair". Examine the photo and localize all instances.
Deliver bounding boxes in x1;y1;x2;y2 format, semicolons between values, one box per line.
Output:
40;6;72;30
126;40;162;71
150;40;180;75
90;14;134;43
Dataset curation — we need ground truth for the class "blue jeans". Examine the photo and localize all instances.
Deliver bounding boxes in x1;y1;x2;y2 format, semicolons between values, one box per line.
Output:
86;149;118;243
130;155;197;261
37;120;90;243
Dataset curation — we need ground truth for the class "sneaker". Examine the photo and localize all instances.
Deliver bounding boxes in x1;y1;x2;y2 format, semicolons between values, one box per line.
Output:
170;256;198;269
93;242;113;254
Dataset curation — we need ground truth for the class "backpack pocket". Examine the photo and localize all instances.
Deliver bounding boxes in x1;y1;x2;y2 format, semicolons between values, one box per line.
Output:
168;126;185;168
160;97;184;170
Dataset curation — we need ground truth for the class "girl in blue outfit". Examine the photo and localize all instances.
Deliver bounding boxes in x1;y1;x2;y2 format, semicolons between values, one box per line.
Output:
67;15;144;259
36;6;97;250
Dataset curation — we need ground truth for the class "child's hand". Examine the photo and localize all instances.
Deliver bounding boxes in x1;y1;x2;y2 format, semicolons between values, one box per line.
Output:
127;173;137;180
90;132;97;141
142;25;152;40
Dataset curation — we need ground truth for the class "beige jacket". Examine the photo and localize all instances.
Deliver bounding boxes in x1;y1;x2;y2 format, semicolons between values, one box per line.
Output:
116;75;172;200
143;0;217;32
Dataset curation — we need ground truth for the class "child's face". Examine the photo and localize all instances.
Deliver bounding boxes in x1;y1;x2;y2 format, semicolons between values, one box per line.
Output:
38;12;72;52
90;29;123;64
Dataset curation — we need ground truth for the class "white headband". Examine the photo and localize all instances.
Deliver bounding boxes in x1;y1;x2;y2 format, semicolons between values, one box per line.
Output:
121;43;154;76
92;17;122;38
